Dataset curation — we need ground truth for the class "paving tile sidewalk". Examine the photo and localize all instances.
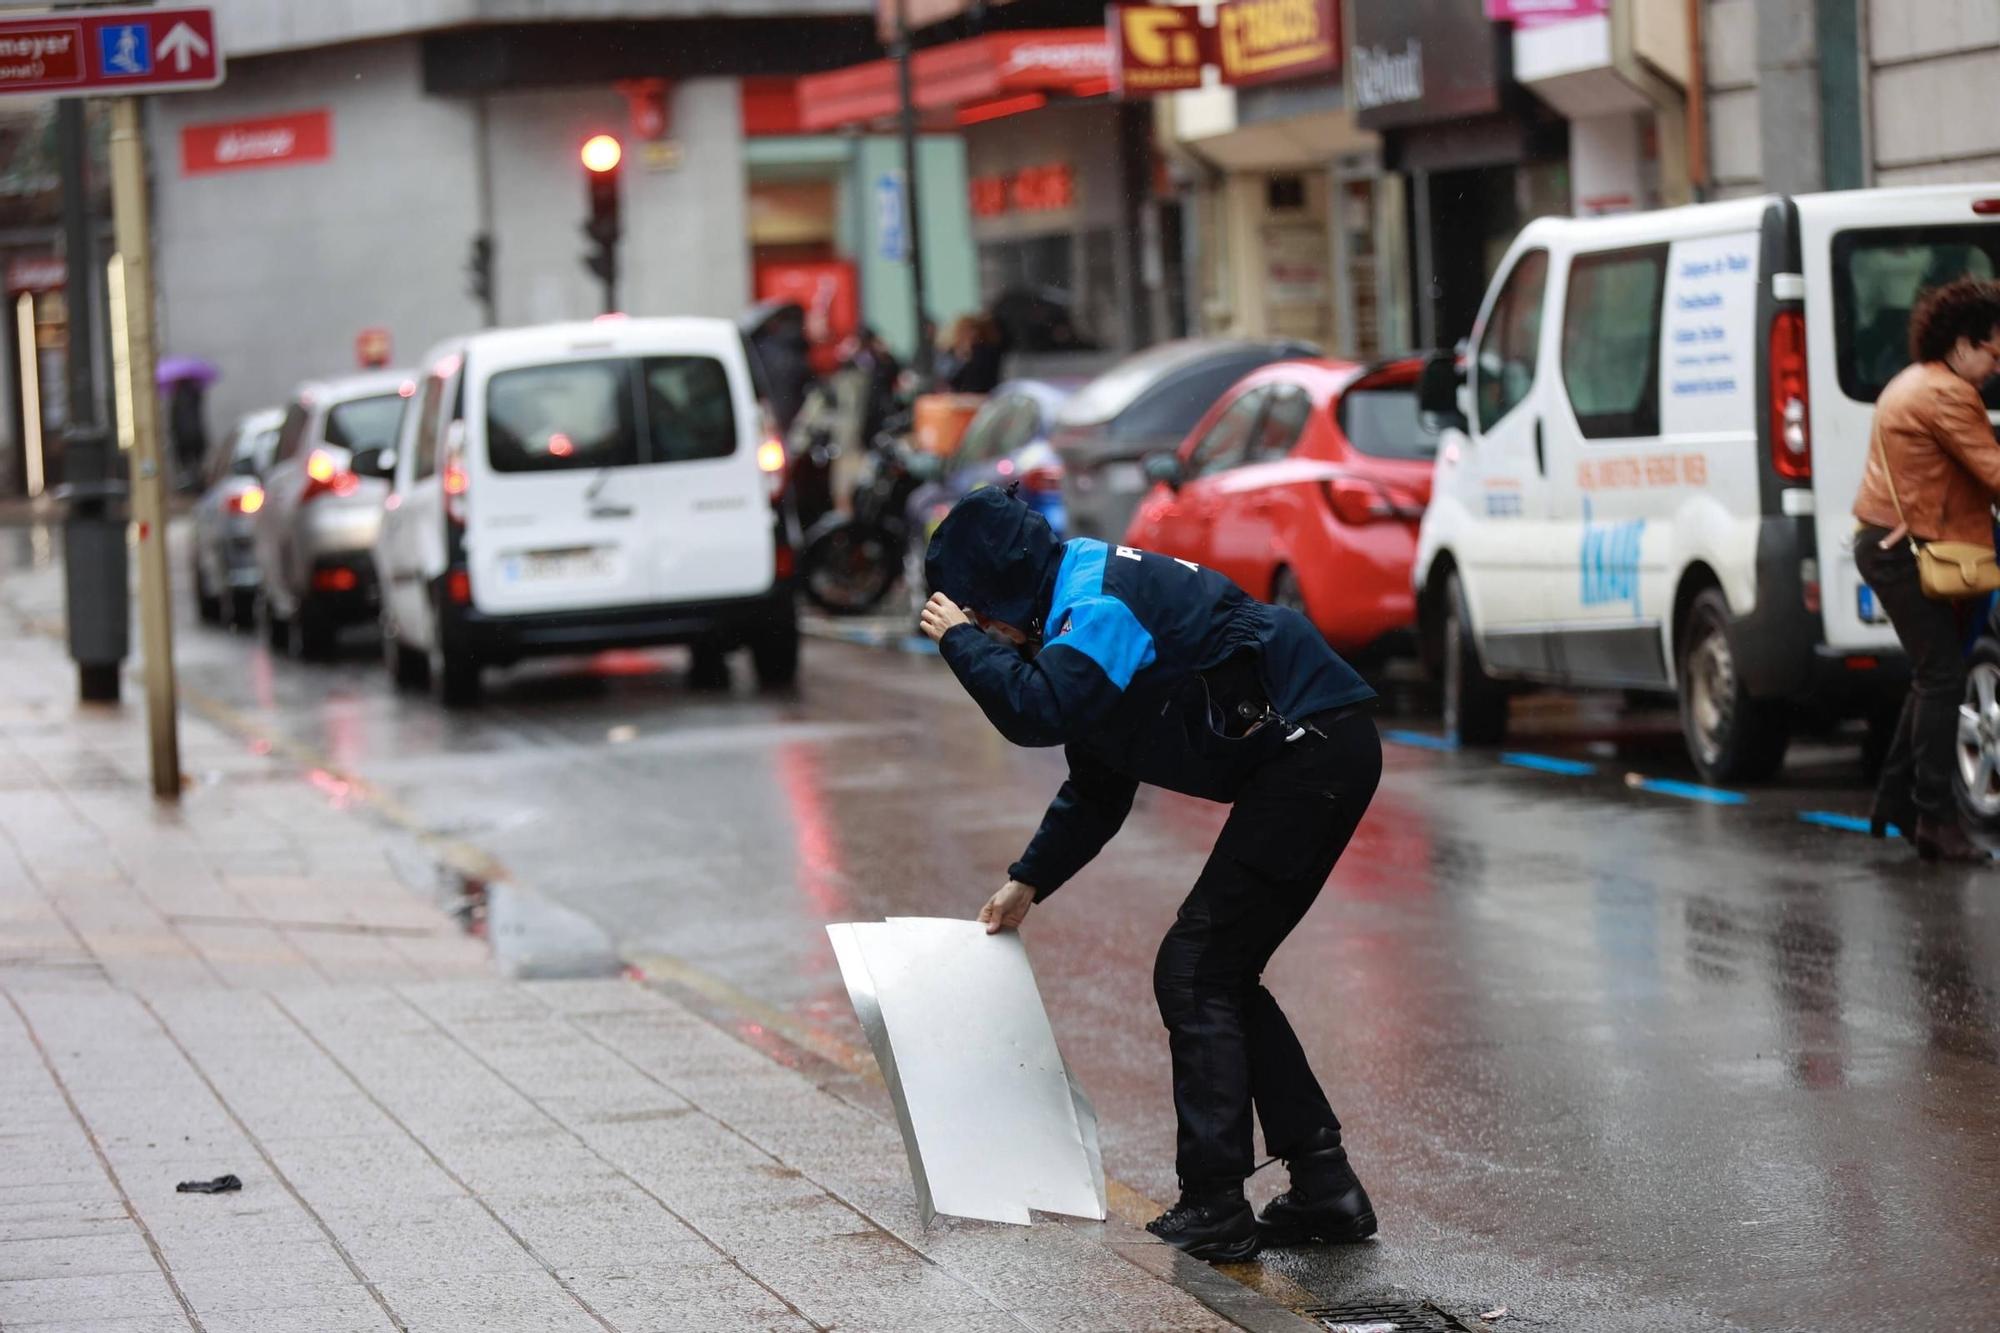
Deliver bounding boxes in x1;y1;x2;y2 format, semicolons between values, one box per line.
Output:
0;570;1315;1331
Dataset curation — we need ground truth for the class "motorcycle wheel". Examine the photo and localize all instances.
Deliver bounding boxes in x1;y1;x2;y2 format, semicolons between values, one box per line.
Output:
801;520;901;616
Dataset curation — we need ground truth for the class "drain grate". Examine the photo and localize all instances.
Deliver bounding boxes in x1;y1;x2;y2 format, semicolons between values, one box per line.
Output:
1302;1295;1477;1333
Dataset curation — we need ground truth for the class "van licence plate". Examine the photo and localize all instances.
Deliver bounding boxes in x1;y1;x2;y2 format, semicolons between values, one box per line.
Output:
1857;584;1889;626
506;547;615;583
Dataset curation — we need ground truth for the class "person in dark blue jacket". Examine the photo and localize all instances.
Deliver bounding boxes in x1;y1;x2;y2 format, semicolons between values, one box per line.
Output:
917;486;1383;1262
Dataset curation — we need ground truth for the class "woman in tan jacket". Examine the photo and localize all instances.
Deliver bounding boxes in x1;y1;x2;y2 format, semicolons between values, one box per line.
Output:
1852;277;2000;863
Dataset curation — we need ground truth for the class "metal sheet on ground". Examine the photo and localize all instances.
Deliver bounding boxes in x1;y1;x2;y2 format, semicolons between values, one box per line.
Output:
827;916;1106;1226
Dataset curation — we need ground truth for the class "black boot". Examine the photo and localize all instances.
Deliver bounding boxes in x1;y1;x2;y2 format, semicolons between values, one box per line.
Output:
1146;1180;1262;1262
1258;1129;1377;1247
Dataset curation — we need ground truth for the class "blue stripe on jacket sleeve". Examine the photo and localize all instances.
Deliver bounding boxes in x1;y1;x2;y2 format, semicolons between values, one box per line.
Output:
1047;596;1156;690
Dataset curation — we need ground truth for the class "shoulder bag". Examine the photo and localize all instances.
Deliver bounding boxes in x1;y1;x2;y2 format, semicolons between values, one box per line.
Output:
1875;433;2000;599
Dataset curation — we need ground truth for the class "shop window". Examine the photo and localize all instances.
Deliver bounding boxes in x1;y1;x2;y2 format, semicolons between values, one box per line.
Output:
1267;175;1306;212
1561;245;1667;440
1474;249;1548;434
1187;389;1269;478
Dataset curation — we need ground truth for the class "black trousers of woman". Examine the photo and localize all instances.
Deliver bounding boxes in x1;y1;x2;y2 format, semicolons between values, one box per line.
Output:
1854;528;1969;828
1152;708;1381;1186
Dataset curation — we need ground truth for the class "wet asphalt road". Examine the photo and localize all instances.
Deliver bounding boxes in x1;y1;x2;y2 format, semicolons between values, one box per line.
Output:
11;521;1999;1332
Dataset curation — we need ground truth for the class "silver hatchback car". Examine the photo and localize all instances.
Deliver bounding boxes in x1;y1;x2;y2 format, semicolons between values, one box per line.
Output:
191;406;283;628
252;369;410;658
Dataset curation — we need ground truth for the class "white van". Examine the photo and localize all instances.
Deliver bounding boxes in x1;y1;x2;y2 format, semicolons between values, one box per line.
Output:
374;318;798;704
1414;185;2000;782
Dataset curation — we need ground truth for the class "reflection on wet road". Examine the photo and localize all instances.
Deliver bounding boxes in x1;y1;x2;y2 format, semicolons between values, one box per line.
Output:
30;518;1996;1333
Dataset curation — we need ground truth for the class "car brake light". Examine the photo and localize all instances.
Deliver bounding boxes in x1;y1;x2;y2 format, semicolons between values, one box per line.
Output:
312;567;359;593
1974;198;2000;216
1321;474;1424;525
1021;463;1064;495
229;485;264;515
300;450;360;504
774;542;795;579
1769;308;1811;481
447;568;472;605
443;447;469;526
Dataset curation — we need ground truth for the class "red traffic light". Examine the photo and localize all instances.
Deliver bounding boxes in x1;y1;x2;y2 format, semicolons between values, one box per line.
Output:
581;134;622;174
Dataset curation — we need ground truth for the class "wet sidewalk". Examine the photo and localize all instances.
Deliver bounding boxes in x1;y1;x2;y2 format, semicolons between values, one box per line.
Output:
0;583;1311;1331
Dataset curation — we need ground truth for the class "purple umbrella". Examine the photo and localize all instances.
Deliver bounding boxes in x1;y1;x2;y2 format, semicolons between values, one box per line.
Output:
156;355;219;387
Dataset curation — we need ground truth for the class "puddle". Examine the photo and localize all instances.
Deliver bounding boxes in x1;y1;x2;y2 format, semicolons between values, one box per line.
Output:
439;864;623;981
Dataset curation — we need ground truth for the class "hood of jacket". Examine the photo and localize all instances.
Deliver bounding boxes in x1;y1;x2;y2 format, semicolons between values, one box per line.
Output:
923;487;1061;634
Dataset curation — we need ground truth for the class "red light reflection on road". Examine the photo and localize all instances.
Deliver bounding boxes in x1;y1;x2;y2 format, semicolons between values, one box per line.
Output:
774;742;848;921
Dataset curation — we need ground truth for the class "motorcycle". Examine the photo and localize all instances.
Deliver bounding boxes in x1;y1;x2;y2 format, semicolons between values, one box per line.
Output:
798;416;942;616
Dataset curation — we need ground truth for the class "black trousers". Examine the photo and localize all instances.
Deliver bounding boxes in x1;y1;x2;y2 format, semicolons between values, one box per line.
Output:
1152;708;1381;1185
1854;528;1967;819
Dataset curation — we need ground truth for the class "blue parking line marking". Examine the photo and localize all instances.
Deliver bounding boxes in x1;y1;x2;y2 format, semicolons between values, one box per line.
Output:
1631;777;1747;806
1384;729;1458;752
1799;810;1895;837
1501;752;1597;777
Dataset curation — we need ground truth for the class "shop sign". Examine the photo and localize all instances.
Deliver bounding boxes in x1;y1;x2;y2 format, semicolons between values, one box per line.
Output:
182;108;331;175
876;171;908;263
1109;4;1207;94
6;254;64;292
1485;0;1606;21
969;163;1076;218
1350;0;1501;131
1216;0;1339;89
756;260;859;375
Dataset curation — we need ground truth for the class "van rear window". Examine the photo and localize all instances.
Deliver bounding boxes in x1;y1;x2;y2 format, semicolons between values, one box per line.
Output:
485;356;737;473
1834;224;2000;402
325;393;405;453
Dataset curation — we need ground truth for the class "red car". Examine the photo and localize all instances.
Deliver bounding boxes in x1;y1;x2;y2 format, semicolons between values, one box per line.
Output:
1123;357;1437;663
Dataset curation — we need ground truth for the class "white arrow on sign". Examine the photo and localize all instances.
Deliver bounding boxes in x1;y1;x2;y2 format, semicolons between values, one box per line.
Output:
156;22;210;73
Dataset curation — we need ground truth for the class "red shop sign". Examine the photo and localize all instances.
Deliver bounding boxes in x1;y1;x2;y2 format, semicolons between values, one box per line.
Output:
970;163;1075;218
182;108;331;176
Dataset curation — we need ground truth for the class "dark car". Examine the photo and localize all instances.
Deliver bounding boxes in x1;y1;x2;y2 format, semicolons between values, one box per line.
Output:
1052;337;1319;542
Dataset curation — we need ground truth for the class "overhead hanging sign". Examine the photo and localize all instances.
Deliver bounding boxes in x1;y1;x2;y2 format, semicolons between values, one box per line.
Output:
1111;0;1340;96
0;6;221;99
1216;0;1340;88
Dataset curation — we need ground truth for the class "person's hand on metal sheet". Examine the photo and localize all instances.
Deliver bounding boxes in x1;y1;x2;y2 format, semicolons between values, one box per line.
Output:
919;592;971;642
979;879;1036;934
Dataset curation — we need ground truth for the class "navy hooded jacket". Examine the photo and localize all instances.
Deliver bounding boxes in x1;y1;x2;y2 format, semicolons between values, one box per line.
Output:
924;488;1374;899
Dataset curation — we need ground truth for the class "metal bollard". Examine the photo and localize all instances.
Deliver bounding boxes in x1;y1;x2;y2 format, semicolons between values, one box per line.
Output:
57;429;129;704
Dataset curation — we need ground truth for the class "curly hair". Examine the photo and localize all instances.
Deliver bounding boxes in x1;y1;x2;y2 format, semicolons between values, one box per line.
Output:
1907;275;2000;365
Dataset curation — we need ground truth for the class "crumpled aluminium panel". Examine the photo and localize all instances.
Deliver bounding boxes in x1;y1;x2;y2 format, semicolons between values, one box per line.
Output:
826;917;1106;1226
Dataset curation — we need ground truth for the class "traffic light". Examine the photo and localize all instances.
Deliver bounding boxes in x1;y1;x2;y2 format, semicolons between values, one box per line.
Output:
465;232;494;325
581;134;622;313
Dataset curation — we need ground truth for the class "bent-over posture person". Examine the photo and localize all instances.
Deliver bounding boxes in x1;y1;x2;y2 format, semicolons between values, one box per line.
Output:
917;486;1382;1261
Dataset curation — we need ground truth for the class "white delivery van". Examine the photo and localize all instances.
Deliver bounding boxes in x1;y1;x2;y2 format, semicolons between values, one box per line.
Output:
374;318;798;704
1414;185;2000;782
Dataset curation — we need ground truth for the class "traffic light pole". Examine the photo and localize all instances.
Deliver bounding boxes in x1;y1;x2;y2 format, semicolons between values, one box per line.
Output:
894;0;931;379
108;96;181;801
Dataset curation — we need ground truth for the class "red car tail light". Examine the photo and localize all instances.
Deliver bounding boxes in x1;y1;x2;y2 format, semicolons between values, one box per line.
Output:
300;450;360;504
446;568;472;605
227;485;264;515
443;447;470;526
1769;308;1811;481
1321;474;1425;525
311;567;359;593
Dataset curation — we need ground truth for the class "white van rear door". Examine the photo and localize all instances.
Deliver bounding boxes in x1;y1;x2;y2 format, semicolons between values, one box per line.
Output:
468;356;658;616
629;349;773;604
1798;189;2000;651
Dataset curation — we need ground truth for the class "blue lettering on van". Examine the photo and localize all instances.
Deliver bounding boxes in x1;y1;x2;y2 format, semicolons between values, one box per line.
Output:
1580;498;1644;615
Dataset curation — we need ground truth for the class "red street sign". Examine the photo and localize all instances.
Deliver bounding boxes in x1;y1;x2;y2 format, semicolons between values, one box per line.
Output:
182;109;332;175
0;7;221;99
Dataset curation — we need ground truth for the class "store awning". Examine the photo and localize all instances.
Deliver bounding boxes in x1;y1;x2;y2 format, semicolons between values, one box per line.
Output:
798;29;1114;132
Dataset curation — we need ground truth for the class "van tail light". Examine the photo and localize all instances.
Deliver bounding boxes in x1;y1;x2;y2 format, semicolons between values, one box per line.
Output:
446;568;472;606
1974;198;2000;216
227;485;264;515
1321;474;1425;525
757;437;789;504
774;541;795;580
443;444;470;527
1021;462;1064;495
1769;308;1812;481
300;450;360;504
